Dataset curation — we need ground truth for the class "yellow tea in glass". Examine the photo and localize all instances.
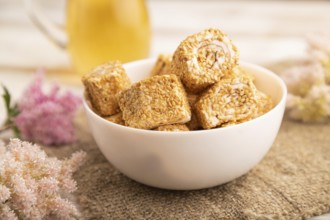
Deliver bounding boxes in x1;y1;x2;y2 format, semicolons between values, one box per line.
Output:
24;0;151;75
66;0;151;74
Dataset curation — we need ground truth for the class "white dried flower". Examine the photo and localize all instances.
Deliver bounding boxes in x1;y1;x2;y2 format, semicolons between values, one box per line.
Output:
286;85;330;122
307;32;330;57
307;32;330;84
280;60;324;96
280;33;330;122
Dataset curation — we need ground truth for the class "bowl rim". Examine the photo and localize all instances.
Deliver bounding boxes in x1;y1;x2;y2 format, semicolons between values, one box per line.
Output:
83;59;287;136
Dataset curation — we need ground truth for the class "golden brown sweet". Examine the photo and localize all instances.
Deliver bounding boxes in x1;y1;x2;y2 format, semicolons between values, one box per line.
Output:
104;113;125;126
149;54;172;76
195;76;260;129
171;28;239;93
186;93;199;106
82;28;274;131
186;113;202;130
155;124;190;132
232;67;273;117
231;66;255;81
117;74;191;129
82;61;131;116
185;94;202;130
255;91;273;117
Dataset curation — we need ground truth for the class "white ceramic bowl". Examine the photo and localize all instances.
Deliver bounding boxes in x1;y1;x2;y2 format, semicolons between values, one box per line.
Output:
83;58;287;190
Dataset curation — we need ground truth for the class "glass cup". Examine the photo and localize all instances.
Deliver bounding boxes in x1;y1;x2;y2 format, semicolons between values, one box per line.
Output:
24;0;151;75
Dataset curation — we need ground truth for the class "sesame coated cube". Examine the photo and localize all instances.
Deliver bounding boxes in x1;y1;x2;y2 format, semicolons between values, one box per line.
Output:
231;66;255;81
155;124;190;132
255;91;273;116
171;28;239;93
82;61;131;116
104;112;125;126
117;74;191;129
187;93;199;106
195;76;260;129
186;112;202;130
185;93;202;130
149;54;173;76
231;67;273;118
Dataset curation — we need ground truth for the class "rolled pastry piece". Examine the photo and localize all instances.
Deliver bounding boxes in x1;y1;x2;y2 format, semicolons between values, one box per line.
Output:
195;75;259;129
171;28;239;93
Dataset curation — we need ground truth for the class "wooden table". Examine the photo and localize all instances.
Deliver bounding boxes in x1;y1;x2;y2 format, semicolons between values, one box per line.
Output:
1;0;329;76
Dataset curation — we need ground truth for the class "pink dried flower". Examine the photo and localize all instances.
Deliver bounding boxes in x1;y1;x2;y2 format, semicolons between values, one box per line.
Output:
13;69;82;145
0;184;10;203
0;138;86;220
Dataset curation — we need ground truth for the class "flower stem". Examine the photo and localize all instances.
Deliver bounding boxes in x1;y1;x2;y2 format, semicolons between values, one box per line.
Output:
0;123;12;133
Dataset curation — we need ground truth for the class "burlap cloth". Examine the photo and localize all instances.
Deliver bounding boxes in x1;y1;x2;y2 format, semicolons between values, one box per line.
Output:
3;115;326;219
